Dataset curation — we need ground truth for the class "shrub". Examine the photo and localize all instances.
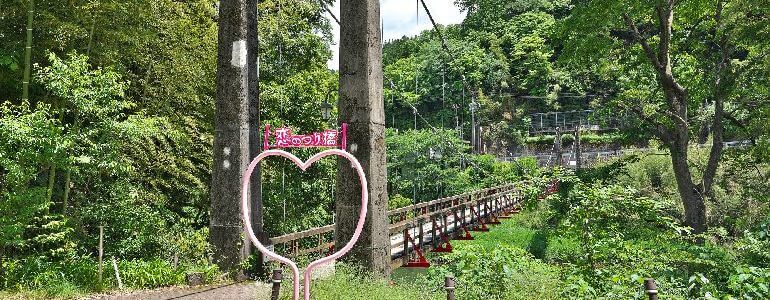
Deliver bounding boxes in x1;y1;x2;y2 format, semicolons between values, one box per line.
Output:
427;244;562;300
727;266;770;298
116;259;184;289
1;256;218;296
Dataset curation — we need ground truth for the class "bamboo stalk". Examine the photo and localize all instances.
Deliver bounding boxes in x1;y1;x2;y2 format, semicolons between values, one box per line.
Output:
62;169;71;215
46;165;56;205
62;114;79;216
22;0;35;101
98;226;104;287
86;12;96;56
112;257;123;289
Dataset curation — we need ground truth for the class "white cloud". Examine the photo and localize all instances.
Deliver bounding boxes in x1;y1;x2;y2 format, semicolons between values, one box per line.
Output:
325;0;466;70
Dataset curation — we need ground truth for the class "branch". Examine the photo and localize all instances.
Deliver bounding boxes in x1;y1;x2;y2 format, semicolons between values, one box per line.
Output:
723;111;748;130
627;105;674;145
702;90;724;197
660;107;688;128
622;13;664;71
702;0;730;197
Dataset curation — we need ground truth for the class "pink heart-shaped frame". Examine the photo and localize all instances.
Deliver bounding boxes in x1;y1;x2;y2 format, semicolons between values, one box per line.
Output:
241;149;368;300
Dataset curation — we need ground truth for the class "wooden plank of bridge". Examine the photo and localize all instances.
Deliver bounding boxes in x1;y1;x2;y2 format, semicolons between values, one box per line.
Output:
452;206;458;239
443;209;448;235
418;218;424;254
402;225;409;266
431;216;437;249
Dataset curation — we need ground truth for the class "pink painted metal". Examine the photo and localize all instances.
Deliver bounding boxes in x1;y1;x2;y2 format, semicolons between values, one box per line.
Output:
263;124;348;150
241;149;368;300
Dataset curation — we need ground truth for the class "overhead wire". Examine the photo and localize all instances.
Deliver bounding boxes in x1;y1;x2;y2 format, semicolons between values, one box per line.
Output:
383;0;490;170
417;0;473;95
322;2;340;25
387;76;482;170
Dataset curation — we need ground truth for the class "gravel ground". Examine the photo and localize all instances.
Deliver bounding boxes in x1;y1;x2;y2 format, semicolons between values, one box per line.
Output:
84;282;272;300
85;263;335;300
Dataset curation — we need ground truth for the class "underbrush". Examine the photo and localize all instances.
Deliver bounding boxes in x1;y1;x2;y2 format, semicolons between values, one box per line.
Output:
427;244;563;300
416;171;770;299
551;174;770;299
1;256;219;298
423;207;565;300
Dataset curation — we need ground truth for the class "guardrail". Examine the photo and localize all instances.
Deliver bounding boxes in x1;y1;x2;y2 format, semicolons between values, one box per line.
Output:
267;180;558;269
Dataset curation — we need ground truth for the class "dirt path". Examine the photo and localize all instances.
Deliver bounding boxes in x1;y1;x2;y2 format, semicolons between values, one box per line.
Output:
86;263;335;300
85;282;272;300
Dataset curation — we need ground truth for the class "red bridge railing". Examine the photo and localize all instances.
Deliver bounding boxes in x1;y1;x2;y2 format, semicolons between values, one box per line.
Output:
267;180;559;269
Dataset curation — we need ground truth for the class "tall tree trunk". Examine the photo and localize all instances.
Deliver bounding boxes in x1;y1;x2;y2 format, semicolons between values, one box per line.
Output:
62;113;80;216
86;12;96;56
624;1;708;235
22;0;35;101
702;75;725;198
701;0;728;198
697;102;710;145
670;137;707;234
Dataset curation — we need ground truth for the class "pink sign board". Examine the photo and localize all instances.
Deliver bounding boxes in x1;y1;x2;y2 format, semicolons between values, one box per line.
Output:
241;149;368;300
263;124;347;150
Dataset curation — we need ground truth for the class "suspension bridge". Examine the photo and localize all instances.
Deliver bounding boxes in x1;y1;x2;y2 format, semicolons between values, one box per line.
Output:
265;180;559;270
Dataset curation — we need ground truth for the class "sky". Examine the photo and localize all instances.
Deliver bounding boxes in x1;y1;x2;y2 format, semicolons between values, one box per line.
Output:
325;0;467;70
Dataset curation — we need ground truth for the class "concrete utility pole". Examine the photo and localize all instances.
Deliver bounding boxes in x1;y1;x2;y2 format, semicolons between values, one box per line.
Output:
337;0;391;276
554;127;562;168
210;0;251;276
574;125;582;169
470;96;478;154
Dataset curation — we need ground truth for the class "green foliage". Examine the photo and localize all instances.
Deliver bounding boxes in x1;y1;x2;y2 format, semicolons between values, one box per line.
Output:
382;0;586;154
524;133;635;147
560;0;770;235
2;51;220;294
1;256;99;297
37;52;130;118
727;266;770;299
0;101;63;251
388;194;412;210
1;0;335;295
537;171;770;299
1;255;216;296
428;244;562;300
116;259;184;289
385;128;534;205
614;145;770;236
734;217;770;267
386;128;471;202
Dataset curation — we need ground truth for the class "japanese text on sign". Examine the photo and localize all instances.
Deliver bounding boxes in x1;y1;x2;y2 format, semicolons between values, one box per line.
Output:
263;124;347;150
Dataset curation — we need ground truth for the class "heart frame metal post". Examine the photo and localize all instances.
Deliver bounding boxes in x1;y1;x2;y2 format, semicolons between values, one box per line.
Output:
241;149;369;300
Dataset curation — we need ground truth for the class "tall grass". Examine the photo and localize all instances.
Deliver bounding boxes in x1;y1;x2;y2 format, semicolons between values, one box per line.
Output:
1;256;218;298
284;264;441;300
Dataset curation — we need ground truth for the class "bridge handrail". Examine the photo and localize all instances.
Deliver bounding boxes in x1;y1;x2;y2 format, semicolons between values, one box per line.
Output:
267;181;527;252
